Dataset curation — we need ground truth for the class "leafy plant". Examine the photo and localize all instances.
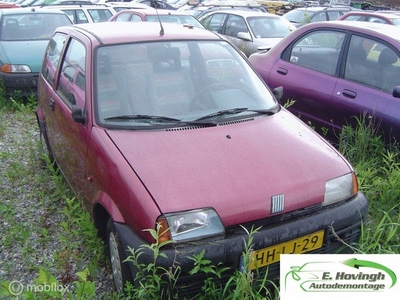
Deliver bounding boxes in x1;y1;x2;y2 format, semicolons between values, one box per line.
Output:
123;222;179;299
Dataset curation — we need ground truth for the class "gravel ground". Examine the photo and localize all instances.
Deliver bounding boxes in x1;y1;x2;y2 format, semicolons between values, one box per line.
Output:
0;111;114;299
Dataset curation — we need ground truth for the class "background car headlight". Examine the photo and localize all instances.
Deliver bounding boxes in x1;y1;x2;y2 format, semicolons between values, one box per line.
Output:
158;208;225;243
323;172;358;206
1;64;31;73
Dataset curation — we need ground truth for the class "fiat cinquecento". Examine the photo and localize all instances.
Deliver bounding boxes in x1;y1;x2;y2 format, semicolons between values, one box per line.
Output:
36;21;368;296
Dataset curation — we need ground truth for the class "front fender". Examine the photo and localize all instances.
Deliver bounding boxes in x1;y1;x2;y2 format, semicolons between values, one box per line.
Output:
94;191;126;223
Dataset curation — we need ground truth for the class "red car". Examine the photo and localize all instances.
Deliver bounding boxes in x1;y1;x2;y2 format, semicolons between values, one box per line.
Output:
0;1;20;9
338;11;400;26
108;7;204;28
36;21;367;296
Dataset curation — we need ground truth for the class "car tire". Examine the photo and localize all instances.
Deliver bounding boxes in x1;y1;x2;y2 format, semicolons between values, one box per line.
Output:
107;218;133;294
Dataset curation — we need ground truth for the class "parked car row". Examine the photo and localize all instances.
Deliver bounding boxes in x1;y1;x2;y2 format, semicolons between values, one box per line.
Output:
0;2;297;96
1;2;400;295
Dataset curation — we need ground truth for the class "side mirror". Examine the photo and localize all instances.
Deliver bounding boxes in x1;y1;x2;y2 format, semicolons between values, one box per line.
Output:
272;86;283;101
71;105;86;124
393;86;400;98
237;32;252;41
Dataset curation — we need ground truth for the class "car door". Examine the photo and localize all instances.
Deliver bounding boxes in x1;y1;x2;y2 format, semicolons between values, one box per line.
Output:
332;34;400;141
223;14;252;56
267;29;345;132
44;35;91;199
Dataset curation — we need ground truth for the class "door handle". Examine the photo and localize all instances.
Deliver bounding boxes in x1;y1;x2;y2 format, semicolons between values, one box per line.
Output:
277;67;288;75
342;89;357;99
49;98;55;111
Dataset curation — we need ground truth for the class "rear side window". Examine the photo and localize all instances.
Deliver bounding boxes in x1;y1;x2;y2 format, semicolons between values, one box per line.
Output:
289;30;345;76
88;9;113;22
345;35;400;93
41;32;68;85
327;11;341;21
113;12;140;22
57;38;86;107
63;9;89;24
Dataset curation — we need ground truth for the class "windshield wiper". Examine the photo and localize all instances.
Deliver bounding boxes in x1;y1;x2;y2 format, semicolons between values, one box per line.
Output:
104;114;181;123
194;108;248;121
194;107;275;121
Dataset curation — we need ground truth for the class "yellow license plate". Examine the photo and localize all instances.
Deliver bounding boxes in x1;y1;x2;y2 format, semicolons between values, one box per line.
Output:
248;230;325;270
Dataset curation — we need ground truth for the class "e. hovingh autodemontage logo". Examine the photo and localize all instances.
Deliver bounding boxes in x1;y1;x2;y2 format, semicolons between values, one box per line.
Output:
281;254;399;299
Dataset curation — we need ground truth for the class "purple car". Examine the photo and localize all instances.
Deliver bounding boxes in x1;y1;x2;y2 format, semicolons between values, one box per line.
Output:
249;21;400;143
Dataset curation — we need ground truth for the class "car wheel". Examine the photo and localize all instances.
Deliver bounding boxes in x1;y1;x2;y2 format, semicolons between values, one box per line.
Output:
107;219;133;294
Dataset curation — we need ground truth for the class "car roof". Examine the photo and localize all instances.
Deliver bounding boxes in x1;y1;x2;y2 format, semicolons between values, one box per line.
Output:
115;8;192;16
204;9;280;18
61;21;220;44
44;4;114;9
302;20;400;42
341;11;400;18
104;2;149;9
293;5;354;11
0;6;68;15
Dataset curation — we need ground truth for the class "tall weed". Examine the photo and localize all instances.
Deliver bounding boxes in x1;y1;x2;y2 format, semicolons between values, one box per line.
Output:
338;113;400;254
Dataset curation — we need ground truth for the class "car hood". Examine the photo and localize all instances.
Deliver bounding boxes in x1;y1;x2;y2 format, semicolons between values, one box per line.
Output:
0;40;48;72
106;111;352;226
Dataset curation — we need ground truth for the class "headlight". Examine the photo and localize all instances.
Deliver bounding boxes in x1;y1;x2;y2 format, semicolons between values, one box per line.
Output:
1;64;31;73
323;172;358;206
157;208;225;243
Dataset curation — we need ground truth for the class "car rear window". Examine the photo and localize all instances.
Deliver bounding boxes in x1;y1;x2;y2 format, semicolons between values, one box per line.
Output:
0;13;72;41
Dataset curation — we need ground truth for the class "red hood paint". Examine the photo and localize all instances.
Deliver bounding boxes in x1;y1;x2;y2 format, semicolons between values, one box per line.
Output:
106;110;351;226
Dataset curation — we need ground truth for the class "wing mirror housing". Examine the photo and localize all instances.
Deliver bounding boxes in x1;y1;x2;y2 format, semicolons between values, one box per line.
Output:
237;32;252;41
71;105;86;124
393;86;400;98
272;86;283;101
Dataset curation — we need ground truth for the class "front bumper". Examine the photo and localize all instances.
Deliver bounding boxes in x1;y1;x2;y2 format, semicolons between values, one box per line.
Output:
115;192;367;296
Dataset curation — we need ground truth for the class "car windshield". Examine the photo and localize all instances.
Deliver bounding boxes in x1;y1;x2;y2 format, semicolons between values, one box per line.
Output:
95;40;279;128
283;9;314;23
0;13;72;41
146;15;204;28
248;16;294;38
390;18;400;26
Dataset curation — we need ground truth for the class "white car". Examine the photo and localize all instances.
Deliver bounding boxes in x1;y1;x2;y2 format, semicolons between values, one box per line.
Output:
43;4;116;23
199;10;296;57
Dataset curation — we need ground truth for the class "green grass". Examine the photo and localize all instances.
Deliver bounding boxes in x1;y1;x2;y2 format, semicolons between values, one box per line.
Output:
0;94;399;299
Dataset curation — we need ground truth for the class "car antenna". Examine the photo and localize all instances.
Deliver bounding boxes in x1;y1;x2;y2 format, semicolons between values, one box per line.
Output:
151;0;164;36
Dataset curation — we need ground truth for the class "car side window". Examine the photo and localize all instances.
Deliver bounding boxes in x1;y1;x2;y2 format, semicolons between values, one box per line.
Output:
224;15;248;38
57;38;86;108
345;35;400;93
327;11;341;21
289;30;345;76
42;32;68;85
88;9;113;23
202;13;226;33
311;12;326;22
369;17;388;24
